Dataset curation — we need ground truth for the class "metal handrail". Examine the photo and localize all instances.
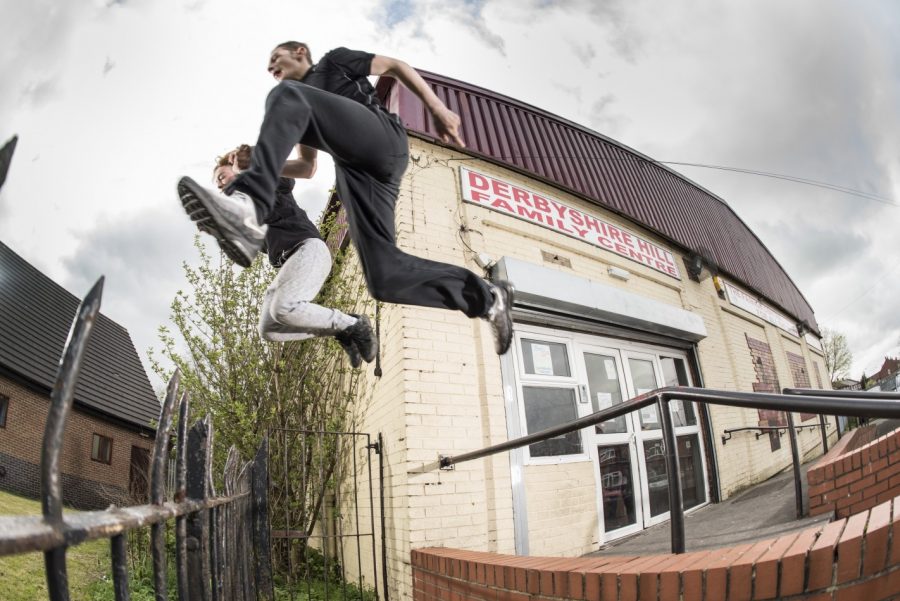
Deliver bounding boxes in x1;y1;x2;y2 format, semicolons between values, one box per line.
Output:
0;494;248;556
721;423;832;445
439;386;900;555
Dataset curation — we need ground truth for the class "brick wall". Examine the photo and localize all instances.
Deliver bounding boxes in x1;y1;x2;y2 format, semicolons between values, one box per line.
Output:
787;351;816;421
747;335;782;395
412;495;900;600
808;427;900;519
0;375;153;509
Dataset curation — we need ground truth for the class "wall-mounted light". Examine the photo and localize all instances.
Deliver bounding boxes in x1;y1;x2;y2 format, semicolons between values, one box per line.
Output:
684;249;719;283
608;266;631;281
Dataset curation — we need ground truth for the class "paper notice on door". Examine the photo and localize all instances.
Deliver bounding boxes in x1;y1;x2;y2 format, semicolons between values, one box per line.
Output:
640;406;659;424
531;343;554;375
596;392;613;411
603;359;616;379
637;388;658;423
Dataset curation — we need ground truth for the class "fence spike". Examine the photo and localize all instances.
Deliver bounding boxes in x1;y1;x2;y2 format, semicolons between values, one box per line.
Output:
150;370;181;601
40;276;104;601
187;416;212;601
41;276;103;522
252;438;275;600
175;391;191;601
150;370;181;504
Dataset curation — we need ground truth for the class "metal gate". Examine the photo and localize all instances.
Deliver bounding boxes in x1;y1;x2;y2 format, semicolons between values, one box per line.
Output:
269;429;387;601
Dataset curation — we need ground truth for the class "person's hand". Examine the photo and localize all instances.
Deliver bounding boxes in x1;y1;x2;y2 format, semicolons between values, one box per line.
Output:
227;150;242;174
431;105;465;147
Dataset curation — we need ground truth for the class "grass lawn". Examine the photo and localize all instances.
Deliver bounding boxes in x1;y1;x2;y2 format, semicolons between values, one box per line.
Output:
0;490;111;601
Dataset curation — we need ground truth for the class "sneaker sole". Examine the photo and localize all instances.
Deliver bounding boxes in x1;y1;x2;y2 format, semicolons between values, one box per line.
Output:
496;281;515;355
354;315;378;363
177;176;256;268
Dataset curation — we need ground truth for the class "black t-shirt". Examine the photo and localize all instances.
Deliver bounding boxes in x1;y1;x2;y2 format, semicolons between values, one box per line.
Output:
264;177;323;267
264;47;381;266
300;47;384;111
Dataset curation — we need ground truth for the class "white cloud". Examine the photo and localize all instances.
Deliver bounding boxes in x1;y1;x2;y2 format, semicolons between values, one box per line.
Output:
2;0;898;385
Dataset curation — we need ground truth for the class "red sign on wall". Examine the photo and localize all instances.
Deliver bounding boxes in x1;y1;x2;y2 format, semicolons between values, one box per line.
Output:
460;167;680;279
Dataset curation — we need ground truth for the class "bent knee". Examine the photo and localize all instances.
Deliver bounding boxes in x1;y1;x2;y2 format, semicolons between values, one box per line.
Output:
271;299;310;324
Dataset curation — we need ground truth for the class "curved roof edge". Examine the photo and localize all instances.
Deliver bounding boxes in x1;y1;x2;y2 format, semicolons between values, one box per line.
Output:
376;72;819;335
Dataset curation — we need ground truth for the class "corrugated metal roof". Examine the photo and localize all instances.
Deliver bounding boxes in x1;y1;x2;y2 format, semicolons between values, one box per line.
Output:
0;241;159;430
377;72;818;333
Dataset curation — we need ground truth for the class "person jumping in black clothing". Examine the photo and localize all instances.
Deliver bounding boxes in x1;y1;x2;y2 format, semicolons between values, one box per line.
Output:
213;144;375;367
178;43;514;358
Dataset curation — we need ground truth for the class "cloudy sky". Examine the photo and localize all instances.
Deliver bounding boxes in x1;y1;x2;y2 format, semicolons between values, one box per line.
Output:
1;0;898;386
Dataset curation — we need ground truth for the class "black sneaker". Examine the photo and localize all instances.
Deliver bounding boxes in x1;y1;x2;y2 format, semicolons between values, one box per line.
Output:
177;176;267;268
335;314;377;368
335;336;362;368
485;280;515;355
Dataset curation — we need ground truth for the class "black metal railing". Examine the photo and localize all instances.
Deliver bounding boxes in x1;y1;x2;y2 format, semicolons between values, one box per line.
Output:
269;428;388;601
438;385;900;555
0;277;273;600
720;423;832;445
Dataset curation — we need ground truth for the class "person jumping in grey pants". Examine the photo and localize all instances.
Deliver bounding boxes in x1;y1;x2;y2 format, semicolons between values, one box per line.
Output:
178;43;514;357
213;145;374;367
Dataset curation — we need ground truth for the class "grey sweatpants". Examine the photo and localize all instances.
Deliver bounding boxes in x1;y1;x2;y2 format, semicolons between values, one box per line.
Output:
258;238;356;341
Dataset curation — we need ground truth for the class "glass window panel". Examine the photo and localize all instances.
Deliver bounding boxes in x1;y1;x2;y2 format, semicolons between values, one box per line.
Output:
92;434;112;464
598;444;637;531
643;439;669;517
583;353;627;434
660;357;697;427
629;358;660;430
522;386;582;457
642;435;707;518
678;434;706;509
521;339;570;377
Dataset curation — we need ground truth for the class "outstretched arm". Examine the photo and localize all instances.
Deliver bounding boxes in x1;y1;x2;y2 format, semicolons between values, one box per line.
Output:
370;55;465;147
281;144;318;179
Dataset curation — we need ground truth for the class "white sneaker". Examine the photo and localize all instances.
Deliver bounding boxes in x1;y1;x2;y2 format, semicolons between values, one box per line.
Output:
177;176;267;268
485;280;515;355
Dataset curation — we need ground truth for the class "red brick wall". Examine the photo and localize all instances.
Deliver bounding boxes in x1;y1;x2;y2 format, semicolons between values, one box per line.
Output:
786;351;816;421
0;375;154;508
413;496;900;600
746;335;786;450
808;428;900;519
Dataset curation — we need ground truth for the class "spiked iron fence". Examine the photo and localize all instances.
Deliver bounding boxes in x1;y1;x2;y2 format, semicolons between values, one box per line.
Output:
0;277;274;600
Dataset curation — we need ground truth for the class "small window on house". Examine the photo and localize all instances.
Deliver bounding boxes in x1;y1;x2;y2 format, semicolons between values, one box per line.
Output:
91;433;113;465
0;394;8;428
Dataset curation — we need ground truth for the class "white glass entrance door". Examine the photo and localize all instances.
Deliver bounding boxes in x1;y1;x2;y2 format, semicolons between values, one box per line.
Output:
659;356;709;514
582;348;643;539
581;347;709;541
621;351;670;528
508;325;710;546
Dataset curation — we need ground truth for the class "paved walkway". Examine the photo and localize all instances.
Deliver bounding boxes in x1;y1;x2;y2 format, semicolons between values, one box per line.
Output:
588;419;900;556
588;419;899;555
589;460;828;556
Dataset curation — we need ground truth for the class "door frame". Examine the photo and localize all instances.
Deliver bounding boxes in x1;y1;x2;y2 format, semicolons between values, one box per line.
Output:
510;323;711;546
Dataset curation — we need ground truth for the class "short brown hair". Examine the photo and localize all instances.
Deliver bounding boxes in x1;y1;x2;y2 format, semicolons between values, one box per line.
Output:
275;41;313;64
214;144;253;172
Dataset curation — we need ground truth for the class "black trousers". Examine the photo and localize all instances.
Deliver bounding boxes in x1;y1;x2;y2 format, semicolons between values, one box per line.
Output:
229;80;493;318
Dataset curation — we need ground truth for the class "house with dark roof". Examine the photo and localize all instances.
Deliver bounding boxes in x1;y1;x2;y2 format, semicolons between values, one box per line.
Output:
0;240;159;509
868;357;900;392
